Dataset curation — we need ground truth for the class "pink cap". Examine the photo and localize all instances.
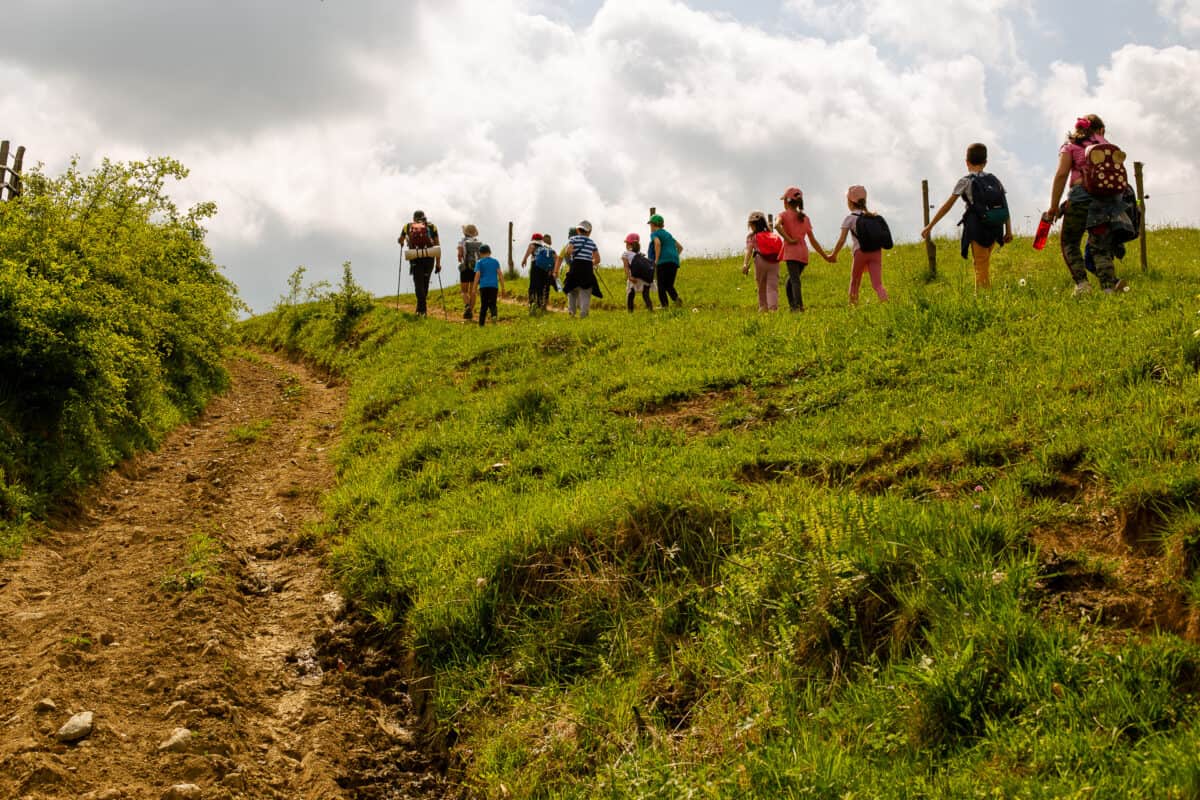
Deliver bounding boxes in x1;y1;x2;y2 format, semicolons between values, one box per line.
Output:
624;232;640;244
847;185;867;203
781;186;803;202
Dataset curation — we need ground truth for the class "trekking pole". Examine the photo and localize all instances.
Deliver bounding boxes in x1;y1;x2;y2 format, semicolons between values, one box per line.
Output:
437;268;448;320
396;249;403;310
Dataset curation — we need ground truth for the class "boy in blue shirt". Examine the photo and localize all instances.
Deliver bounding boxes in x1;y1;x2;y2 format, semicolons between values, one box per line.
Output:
473;244;504;327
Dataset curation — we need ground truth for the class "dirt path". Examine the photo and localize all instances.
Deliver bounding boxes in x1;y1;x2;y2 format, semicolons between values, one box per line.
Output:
0;351;444;800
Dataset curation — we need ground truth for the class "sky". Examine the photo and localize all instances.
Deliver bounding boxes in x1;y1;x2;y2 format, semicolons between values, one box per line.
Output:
4;0;1199;313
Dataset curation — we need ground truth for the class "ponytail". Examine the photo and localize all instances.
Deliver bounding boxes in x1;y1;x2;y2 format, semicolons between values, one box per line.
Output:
1067;113;1105;145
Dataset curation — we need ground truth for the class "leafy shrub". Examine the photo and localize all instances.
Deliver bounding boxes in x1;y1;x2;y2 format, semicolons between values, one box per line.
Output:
0;157;236;526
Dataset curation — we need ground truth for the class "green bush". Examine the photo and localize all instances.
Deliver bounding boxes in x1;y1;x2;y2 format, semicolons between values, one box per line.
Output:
0;157;236;529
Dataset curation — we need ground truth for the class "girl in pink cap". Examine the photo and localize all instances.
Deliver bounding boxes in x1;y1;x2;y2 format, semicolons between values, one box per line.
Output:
826;185;890;305
775;187;830;312
621;233;654;312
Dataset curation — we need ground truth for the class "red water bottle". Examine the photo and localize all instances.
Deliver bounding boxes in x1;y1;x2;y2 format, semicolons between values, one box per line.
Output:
1032;213;1053;251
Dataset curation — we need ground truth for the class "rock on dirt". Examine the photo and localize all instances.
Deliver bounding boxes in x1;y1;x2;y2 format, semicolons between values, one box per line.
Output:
162;784;202;800
55;710;94;743
157;727;193;753
34;698;56;713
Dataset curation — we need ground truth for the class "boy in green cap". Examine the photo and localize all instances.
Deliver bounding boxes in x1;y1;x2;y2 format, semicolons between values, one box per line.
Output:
647;214;683;308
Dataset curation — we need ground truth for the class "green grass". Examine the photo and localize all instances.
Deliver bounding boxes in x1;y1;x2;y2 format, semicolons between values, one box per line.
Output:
161;529;222;593
229;418;272;444
243;229;1200;798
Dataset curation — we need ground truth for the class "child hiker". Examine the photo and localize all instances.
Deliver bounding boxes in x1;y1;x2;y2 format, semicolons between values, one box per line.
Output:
775;187;830;312
562;220;602;318
920;143;1013;289
826;185;890;305
743;211;784;312
473;244;504;327
457;224;481;319
522;233;555;311
647;214;683;309
621;233;655;312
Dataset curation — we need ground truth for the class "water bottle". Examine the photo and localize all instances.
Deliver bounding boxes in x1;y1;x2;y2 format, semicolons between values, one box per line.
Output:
1032;214;1053;251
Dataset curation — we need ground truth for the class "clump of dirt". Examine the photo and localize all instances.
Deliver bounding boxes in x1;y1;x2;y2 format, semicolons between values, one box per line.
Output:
0;351;446;799
1033;492;1196;642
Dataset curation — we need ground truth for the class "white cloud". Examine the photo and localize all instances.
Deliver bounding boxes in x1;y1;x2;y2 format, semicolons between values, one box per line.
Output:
1158;0;1200;33
785;0;1031;66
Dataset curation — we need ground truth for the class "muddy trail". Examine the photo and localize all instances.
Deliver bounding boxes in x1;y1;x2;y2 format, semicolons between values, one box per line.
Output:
0;352;446;800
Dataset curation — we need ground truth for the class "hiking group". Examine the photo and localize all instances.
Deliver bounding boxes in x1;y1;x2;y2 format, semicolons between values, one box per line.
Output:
398;114;1139;320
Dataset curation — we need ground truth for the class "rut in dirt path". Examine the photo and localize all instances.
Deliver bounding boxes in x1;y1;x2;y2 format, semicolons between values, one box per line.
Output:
0;350;445;800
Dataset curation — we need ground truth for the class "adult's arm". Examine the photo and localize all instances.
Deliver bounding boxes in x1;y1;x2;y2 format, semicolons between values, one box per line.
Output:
1047;150;1073;219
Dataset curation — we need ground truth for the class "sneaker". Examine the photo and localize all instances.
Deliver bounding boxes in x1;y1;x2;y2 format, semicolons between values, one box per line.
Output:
1072;281;1092;297
1114;279;1128;293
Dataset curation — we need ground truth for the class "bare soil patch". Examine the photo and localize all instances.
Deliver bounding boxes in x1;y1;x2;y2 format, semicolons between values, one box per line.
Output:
0;351;445;800
1033;490;1198;643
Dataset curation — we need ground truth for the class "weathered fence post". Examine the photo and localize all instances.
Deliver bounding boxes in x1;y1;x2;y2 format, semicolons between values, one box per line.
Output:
507;221;516;279
922;179;937;279
11;146;24;198
0;141;9;202
1134;162;1148;273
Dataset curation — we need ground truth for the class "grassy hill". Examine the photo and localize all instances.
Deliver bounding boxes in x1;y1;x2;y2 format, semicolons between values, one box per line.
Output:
243;229;1200;798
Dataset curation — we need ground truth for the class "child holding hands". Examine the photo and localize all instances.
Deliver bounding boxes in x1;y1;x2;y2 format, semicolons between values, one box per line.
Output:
825;185;890;305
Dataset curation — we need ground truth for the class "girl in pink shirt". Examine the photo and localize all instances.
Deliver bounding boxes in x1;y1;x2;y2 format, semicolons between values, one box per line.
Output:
775;186;830;312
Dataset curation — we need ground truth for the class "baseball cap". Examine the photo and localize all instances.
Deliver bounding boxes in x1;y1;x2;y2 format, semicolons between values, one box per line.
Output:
624;232;640;244
531;232;543;241
747;210;767;223
847;185;868;204
413;209;426;221
647;214;665;226
577;220;593;234
781;187;803;202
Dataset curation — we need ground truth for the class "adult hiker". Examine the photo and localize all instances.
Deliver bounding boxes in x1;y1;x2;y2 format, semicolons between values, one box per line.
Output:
457;223;482;320
1045;114;1131;295
647;213;683;308
397;210;442;316
562;220;602;318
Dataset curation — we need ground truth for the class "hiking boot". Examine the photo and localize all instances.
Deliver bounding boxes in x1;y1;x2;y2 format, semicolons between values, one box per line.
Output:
1072;281;1092;297
464;308;473;320
1113;279;1128;293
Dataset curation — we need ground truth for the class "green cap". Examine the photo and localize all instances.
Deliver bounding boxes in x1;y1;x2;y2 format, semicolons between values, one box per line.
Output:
647;214;664;226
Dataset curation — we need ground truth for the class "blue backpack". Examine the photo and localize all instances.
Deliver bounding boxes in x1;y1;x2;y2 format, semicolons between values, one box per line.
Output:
532;245;556;271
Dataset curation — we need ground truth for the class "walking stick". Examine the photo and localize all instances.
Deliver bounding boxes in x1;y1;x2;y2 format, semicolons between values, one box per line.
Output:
437;267;448;320
396;250;403;310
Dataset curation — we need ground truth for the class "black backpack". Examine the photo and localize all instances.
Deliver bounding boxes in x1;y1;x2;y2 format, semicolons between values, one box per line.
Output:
854;213;893;253
966;174;1010;227
629;252;655;282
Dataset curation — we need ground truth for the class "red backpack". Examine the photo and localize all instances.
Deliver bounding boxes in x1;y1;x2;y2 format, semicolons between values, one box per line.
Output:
753;231;784;263
1082;142;1129;197
407;221;434;249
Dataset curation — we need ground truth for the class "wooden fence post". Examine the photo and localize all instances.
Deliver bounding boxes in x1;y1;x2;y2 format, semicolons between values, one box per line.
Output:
1134;162;1148;273
0;141;9;202
507;221;516;279
12;145;24;198
922;179;937;279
